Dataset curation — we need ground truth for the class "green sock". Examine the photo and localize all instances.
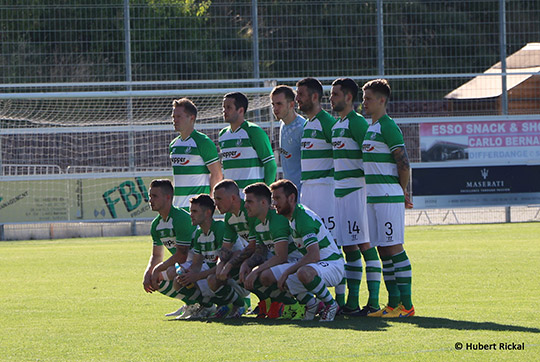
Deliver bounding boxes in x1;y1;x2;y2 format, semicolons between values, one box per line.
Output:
381;254;400;308
304;275;334;305
362;247;381;308
392;250;413;310
344;249;363;309
335;277;346;307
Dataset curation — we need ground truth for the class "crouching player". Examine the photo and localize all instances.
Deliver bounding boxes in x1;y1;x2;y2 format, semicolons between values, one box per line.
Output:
240;183;304;319
265;179;345;322
206;179;255;318
142;179;198;317
173;194;227;319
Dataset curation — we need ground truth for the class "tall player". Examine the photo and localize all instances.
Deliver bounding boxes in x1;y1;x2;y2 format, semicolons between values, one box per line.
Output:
219;92;277;191
295;78;337;235
170;98;223;210
330;78;382;316
270;85;305;193
270;179;344;322
361;79;415;318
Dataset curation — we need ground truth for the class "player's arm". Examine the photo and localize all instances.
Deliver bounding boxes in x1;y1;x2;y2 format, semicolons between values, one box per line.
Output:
248;125;276;185
391;146;413;209
277;242;320;290
143;245;164;293
207;161;223;198
178;253;204;286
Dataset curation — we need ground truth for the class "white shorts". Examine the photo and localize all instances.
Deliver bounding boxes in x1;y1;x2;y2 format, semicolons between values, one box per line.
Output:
367;202;405;247
300;183;336;237
180;261;215;298
334;188;369;246
284;259;345;296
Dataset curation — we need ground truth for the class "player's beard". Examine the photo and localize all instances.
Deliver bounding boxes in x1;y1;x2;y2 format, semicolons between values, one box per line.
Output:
276;202;292;218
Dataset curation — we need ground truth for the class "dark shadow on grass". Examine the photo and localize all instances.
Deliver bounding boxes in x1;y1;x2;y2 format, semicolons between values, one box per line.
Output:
167;315;540;333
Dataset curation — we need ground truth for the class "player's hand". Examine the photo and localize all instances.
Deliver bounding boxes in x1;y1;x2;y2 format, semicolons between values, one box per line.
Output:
243;270;258;290
178;270;198;287
277;271;290;291
217;263;232;281
143;271;155;293
238;262;251;284
150;268;163;290
404;191;414;209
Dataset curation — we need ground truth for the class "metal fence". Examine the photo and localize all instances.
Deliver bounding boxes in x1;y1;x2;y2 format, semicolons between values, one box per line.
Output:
1;1;540;239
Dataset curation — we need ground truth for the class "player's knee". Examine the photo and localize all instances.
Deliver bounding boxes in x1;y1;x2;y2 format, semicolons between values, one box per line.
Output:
296;266;316;284
259;269;275;287
207;274;218;291
166;266;176;280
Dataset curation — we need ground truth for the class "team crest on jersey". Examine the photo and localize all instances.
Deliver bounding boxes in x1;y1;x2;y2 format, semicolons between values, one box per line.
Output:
220;141;225;148
370;132;377;140
339;128;345;137
236;139;243;147
185;146;192;154
311;130;317;138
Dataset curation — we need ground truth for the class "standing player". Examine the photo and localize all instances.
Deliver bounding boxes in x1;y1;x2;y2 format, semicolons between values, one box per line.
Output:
330;78;382;316
270;85;305;193
219;92;277;191
240;182;303;319
142;179;197;316
170;98;223;210
295;77;337;234
269;179;344;322
361;79;415;317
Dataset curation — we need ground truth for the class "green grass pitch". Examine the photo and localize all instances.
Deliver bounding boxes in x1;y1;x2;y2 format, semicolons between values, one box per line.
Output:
1;223;539;361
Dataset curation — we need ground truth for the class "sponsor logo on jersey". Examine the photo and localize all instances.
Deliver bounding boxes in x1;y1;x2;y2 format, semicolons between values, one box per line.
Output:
332;140;345;149
363;143;375;152
221;150;242;159
172;156;190;165
278;148;293;159
301;141;314;149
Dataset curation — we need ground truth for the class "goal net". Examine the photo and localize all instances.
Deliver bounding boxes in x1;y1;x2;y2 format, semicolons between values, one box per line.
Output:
0;85;277;224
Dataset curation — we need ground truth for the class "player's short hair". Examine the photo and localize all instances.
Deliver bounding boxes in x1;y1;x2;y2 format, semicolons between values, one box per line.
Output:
149;179;174;197
270;179;298;203
172;98;198;118
332;78;359;103
362;79;391;104
243;182;271;204
223;92;249;113
190;194;215;213
214;179;240;196
270;85;296;103
296;77;323;102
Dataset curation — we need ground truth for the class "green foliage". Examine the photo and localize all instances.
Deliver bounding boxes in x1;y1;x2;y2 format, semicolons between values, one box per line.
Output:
1;223;539;361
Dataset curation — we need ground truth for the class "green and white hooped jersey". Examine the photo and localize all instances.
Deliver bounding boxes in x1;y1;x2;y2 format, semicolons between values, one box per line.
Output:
362;114;405;204
170;130;220;210
248;208;302;260
192;219;224;268
289;204;343;262
219;121;275;190
151;206;197;253
223;200;257;244
332;111;369;197
300;109;336;184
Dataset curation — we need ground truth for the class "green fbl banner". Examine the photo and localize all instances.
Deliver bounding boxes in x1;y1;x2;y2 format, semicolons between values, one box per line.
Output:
0;176;171;223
